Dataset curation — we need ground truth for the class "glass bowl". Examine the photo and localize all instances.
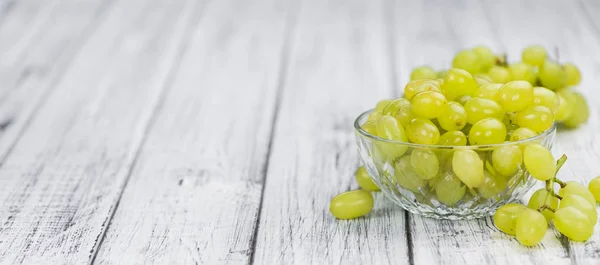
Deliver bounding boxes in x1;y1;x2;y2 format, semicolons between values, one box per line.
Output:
354;110;557;220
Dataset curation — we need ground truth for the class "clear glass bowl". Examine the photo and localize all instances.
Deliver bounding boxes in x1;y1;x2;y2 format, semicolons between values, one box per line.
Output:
354;110;557;220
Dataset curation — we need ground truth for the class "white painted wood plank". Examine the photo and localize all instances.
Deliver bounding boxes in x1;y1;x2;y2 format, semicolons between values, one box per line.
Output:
0;0;199;263
91;0;293;264
252;0;409;264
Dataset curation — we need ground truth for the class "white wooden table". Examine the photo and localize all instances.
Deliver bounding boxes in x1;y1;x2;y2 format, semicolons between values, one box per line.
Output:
0;0;599;264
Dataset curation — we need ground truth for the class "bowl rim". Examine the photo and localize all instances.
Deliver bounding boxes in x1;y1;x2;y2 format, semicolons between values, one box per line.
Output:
354;109;557;150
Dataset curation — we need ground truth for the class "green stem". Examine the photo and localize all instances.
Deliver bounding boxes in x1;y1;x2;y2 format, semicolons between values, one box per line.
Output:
538;205;556;213
554;177;567;188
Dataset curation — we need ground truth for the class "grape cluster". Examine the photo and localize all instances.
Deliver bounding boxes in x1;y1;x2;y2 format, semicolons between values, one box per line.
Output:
495;155;600;246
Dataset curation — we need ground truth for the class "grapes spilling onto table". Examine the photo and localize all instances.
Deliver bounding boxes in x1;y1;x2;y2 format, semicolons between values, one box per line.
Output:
329;45;599;247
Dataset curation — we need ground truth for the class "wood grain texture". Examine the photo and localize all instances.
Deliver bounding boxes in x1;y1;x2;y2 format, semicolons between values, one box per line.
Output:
252;0;410;264
92;0;294;264
0;0;199;263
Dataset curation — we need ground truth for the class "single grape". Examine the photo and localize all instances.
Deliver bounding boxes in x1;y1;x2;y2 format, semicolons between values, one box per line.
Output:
554;206;595;242
515;209;547;246
473;45;495;72
438;130;467;146
496;80;534;112
515;105;554;133
476;83;502;100
410;66;437;81
521;45;547;67
376;115;409;158
395;105;415;128
562;90;589;128
435;171;467;206
509;127;537;142
452;49;482;73
563;63;581;86
464;98;505;125
411;91;448;119
437;101;467;131
469;118;507;145
539;61;567;90
508;62;536;84
404;79;441;100
532;87;559;113
395;155;427;193
407;118;440;144
478;170;507;199
559;181;597;206
355;166;380;191
488;66;511;84
492;145;522;177
329;190;374;219
452;149;484;188
493;203;528;236
437;70;448;78
588;176;600;203
410;149;440;180
559;194;598;224
361;120;378;135
523;144;555;181
375;99;392;113
382;98;410;116
554;94;573;122
527;188;559;223
367;111;383;122
442;68;478;100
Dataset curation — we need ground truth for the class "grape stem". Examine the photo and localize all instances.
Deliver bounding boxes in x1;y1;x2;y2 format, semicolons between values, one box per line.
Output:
538;205;556;213
553;177;567;188
538;154;568;214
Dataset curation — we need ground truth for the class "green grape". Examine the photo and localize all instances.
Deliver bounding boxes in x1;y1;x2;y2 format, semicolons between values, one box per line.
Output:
410;149;439;179
523;144;555;181
329;190;374;219
509;127;537;141
563;63;581;86
515;105;554;133
404;79;441;100
361;120;378;135
410;66;437;80
407;118;440;144
435;171;466;206
521;45;547;67
508;62;536;84
442;68;478;100
395;105;415;128
478;170;507;199
395;155;427;193
515;209;547;246
376;115;409;158
455;95;472;106
588;176;600;203
355;166;380;191
554;207;595;242
437;101;467;131
452;149;484;188
493;203;528;236
382;98;410;115
468;118;507;145
563;90;589;128
559;181;596;206
436;78;445;86
438;130;467;146
475;83;502;100
559;194;598;224
367;111;383;122
539;61;567;90
496;80;534;112
437;70;448;78
375;99;392;113
533;87;559;113
475;74;492;86
464;98;504;125
527;188;559;223
473;45;495;72
554;94;572;122
452;49;482;73
492;145;522;177
488;66;511;83
410;91;448;119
